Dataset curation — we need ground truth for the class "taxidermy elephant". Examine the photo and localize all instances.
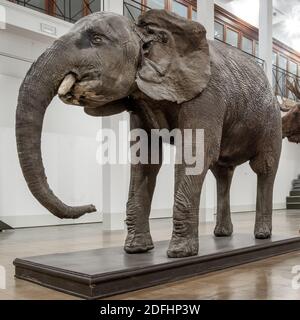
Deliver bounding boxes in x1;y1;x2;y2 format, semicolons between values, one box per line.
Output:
16;10;282;258
280;80;300;143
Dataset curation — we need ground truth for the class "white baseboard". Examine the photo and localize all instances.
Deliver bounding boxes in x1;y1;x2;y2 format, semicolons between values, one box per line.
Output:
1;203;287;229
0;212;102;229
231;203;286;213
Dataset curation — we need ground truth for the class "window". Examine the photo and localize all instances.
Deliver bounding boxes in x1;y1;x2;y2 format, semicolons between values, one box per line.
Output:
27;0;46;13
88;0;101;13
272;52;277;65
214;22;224;41
173;1;188;18
255;41;259;57
241;36;253;55
124;0;143;21
289;61;298;75
272;52;277;94
288;61;298;99
55;0;98;21
148;0;165;9
226;28;239;47
192;9;197;21
278;55;288;97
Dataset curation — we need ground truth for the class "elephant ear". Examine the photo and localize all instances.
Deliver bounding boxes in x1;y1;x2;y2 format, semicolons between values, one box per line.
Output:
136;10;211;104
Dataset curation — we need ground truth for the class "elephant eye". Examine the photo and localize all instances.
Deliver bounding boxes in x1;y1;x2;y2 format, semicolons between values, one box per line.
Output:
91;34;103;45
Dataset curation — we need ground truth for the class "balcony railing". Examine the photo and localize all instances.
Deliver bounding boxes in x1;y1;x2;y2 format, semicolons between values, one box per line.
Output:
273;65;300;101
124;0;151;21
9;0;101;23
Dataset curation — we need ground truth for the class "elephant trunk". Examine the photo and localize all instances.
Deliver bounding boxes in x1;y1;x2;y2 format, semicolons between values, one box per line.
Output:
16;40;96;219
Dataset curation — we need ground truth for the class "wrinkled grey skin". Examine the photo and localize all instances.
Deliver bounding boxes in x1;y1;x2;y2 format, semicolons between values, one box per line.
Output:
16;10;282;258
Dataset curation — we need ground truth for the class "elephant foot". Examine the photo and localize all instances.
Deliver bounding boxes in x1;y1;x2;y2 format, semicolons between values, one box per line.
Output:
167;236;199;258
124;231;154;254
254;222;272;239
214;221;233;237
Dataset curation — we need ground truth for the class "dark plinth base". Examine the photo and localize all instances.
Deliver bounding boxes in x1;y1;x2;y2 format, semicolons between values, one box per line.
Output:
14;234;300;299
0;220;13;231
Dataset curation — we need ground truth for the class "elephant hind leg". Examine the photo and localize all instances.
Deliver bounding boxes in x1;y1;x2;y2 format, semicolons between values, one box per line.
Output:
250;153;279;239
211;165;235;237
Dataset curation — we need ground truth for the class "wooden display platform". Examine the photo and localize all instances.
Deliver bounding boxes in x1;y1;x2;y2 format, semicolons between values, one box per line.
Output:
14;234;300;299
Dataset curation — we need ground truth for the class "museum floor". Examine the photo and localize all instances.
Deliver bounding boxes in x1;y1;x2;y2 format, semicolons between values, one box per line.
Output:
0;210;300;300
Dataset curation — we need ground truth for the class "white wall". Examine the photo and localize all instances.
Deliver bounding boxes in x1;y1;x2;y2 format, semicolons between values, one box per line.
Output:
0;2;102;227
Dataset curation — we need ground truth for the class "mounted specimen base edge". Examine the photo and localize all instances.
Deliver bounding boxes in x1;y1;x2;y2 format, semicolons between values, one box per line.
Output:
14;234;300;300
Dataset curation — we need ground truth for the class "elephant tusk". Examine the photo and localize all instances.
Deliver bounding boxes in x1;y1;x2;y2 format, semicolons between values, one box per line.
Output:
58;74;76;96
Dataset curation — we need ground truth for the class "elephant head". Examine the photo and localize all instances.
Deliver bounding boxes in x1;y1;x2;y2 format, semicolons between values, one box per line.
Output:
16;10;211;219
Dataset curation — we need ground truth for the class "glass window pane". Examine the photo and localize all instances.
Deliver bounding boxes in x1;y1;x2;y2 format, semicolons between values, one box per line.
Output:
278;55;287;70
71;0;84;20
278;55;287;97
192;9;197;21
148;0;165;9
88;0;101;13
289;61;297;75
241;36;253;55
124;0;142;22
272;52;277;65
26;0;46;13
272;69;277;94
226;28;238;47
288;61;298;99
173;1;188;18
56;0;84;21
214;22;224;41
255;41;259;57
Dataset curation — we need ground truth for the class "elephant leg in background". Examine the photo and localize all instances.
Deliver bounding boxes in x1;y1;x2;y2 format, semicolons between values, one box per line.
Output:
167;163;209;258
211;165;235;237
124;113;163;254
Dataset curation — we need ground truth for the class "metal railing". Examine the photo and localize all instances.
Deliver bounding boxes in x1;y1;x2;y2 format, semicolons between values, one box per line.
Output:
123;0;151;21
9;0;101;23
273;65;300;101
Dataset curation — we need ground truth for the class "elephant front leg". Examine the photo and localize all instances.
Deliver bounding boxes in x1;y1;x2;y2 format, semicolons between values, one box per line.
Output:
124;114;162;254
124;163;160;253
167;165;207;258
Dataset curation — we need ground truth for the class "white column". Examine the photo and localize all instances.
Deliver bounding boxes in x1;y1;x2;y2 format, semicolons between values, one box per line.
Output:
197;0;216;223
197;0;214;40
259;0;273;84
101;0;128;231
